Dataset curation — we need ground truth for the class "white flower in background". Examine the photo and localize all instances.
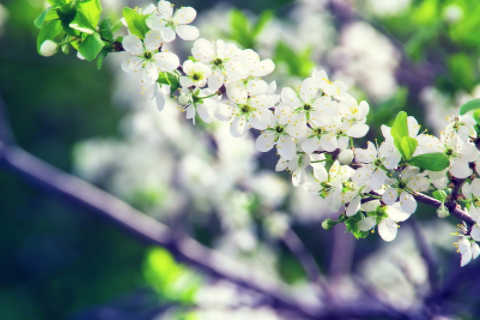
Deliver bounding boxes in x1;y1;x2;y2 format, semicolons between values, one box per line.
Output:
218;81;274;137
455;236;480;266
311;69;349;100
308;160;355;212
359;203;411;242
275;152;311;187
416;129;478;179
191;38;245;91
121;30;180;84
382;166;430;214
353;141;401;189
256;107;306;160
180;60;212;88
146;1;199;41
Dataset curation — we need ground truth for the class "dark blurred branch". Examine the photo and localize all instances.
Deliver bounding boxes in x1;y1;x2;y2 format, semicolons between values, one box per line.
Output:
0;144;324;320
409;217;439;295
0;94;16;145
282;227;330;294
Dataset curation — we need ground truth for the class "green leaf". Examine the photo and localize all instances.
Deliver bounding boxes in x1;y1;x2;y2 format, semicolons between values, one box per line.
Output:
76;0;102;27
274;41;314;78
345;213;369;239
448;53;475;92
432;190;447;201
61;44;70;55
37;20;62;54
473;109;480;124
122;7;149;39
79;32;104;61
57;9;78;37
400;136;418;160
391;111;409;156
229;9;252;48
252;10;273;37
47;0;65;4
409;153;450;172
34;8;51;29
188;56;198;62
99;19;114;41
97;51;108;69
69;11;96;34
459;99;480;115
158;72;180;96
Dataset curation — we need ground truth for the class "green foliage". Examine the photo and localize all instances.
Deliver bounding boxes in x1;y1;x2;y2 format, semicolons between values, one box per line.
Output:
99;19;114;42
400;136;418;160
274;41;315;78
122;7;149;39
34;7;60;28
79;32;104;61
448;53;475;92
390;111;410;159
158;72;181;96
459;98;480;115
76;0;102;28
345;213;369;239
228;9;273;48
143;248;201;303
432;189;447;201
37;20;62;54
409;153;450;171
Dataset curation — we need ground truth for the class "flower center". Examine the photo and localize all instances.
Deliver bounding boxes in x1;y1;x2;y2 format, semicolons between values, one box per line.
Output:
212;58;223;67
374;159;382;167
192;72;203;81
398;180;407;189
240;104;254;113
303;103;312;111
275;125;286;134
445;147;454;157
143;51;153;60
314;128;322;135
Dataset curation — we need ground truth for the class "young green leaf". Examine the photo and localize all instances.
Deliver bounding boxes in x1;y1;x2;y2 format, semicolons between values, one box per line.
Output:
158;72;180;96
34;8;56;29
409;153;449;171
400;136;418;160
390;111;409;156
69;11;96;34
97;51;108;69
230;9;251;48
99;19;114;42
76;0;102;28
79;32;105;61
459;98;480;115
37;20;62;54
252;10;273;37
432;190;447;201
122;7;149;39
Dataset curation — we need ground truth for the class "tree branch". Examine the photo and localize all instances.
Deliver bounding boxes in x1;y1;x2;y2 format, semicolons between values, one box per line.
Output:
413;192;475;226
0;144;324;320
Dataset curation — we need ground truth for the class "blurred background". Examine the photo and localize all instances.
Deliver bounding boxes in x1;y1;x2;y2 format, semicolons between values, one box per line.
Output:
1;0;480;319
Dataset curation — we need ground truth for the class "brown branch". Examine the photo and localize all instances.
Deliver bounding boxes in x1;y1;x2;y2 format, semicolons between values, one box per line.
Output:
413;192;475;226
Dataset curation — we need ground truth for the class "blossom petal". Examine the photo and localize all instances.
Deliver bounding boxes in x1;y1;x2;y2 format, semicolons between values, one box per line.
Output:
122;35;143;55
382;187;398;206
161;27;176;42
399;191;417;214
359;216;376;231
144;30;162;51
277;136;297;160
176;25;200;41
173;6;197;25
378;219;398;242
346;196;361;217
256;132;276;152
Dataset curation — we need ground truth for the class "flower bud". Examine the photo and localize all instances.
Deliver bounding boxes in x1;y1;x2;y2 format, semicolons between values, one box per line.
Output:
322;218;338;230
338;149;354;165
77;51;86;60
443;4;463;24
437;205;450;218
178;94;190;105
40;40;59;57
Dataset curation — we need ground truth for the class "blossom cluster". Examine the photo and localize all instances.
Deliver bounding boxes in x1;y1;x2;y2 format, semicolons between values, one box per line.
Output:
38;0;480;266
